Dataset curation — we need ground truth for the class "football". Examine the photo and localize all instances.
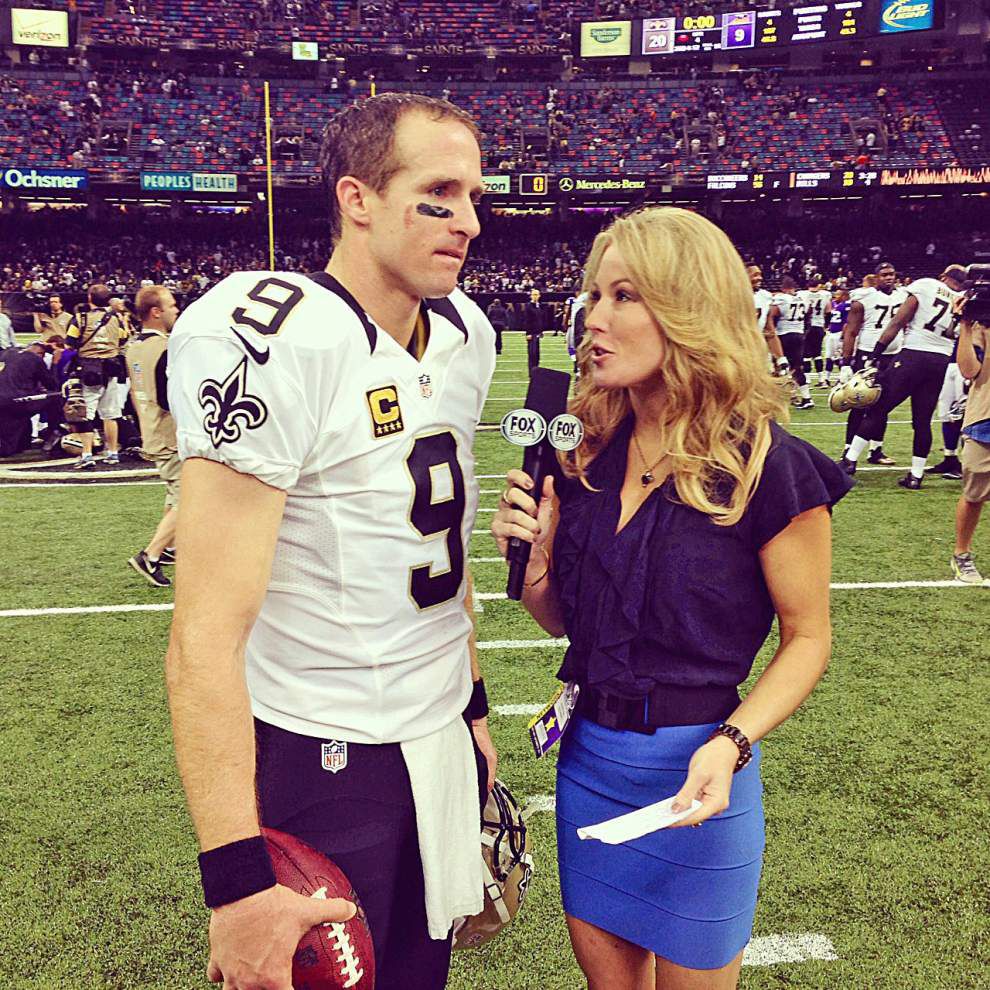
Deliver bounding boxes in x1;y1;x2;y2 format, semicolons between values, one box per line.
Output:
262;828;375;990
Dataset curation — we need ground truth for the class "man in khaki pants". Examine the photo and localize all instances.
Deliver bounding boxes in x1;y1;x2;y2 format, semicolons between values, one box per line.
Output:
951;306;990;585
125;285;180;588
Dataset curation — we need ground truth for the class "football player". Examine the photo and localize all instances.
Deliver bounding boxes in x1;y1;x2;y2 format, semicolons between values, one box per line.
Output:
166;94;496;990
822;287;848;388
749;264;788;375
838;263;905;464
799;274;832;385
772;276;813;408
840;265;968;487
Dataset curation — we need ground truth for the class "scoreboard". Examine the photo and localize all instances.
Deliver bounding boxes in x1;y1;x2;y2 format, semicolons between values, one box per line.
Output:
578;1;942;58
642;2;873;54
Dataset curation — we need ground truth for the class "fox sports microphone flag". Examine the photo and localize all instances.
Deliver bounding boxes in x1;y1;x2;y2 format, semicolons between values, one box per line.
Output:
500;367;572;600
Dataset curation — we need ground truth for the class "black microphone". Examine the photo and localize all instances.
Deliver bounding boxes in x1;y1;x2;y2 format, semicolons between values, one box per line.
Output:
503;367;572;601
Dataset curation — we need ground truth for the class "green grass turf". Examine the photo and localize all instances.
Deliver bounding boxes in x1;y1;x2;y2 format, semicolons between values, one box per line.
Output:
1;333;988;988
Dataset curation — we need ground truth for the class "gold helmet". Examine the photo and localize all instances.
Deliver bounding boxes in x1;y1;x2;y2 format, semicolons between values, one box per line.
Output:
829;366;882;413
452;779;534;950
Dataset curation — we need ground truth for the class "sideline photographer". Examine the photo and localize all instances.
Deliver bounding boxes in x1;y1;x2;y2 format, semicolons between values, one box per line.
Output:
64;283;130;469
951;265;990;585
0;341;62;456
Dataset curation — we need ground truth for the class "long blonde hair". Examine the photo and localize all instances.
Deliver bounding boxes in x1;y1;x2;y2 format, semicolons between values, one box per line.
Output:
565;207;788;527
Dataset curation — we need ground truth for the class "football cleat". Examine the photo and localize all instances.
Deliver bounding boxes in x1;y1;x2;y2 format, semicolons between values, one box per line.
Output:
829;366;882;413
836;457;857;476
794;398;815;410
867;448;895;465
927;456;962;477
897;473;923;491
453;779;534;950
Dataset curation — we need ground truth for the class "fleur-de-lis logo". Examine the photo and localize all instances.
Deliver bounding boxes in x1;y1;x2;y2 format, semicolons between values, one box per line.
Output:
198;357;268;448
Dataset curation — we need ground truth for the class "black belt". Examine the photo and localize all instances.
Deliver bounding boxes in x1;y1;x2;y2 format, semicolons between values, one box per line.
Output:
577;682;740;735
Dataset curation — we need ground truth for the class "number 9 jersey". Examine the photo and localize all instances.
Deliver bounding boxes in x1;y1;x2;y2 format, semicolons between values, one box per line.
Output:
168;271;496;744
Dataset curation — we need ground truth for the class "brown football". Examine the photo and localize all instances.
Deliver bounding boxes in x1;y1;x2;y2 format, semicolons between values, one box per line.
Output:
262;828;375;990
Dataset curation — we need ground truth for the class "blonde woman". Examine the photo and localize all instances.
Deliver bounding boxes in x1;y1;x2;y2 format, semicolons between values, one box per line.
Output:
491;207;851;990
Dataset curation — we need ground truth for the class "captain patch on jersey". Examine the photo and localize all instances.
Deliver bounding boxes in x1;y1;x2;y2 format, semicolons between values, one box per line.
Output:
167;269;497;744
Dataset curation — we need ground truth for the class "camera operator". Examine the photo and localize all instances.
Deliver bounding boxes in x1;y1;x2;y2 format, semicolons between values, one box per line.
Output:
34;295;74;342
64;283;130;470
951;285;990;585
0;341;63;456
125;286;180;588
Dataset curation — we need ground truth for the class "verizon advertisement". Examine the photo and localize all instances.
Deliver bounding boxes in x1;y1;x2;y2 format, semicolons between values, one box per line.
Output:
10;7;70;47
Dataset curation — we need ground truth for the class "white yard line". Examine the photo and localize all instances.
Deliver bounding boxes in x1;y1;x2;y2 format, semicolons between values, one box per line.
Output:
493;703;543;716
743;933;838;967
0;479;164;489
0;579;980;621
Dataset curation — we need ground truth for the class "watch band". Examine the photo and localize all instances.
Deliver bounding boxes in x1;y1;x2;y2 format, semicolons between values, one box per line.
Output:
707;722;753;773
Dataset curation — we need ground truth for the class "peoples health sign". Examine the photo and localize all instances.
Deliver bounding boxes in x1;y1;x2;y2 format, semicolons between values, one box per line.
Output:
141;171;238;193
1;167;88;190
879;0;935;33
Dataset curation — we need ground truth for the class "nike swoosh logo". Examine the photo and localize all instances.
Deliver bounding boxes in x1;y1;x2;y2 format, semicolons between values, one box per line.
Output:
230;327;270;365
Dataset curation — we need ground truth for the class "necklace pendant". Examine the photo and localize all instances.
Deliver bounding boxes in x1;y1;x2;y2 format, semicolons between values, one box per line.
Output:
641;471;654;487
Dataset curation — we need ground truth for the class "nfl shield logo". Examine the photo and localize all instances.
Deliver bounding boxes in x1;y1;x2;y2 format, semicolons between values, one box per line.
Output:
321;741;348;774
419;374;433;398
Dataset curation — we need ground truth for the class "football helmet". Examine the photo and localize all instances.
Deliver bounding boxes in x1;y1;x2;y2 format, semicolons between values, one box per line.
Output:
829;366;882;413
452;779;534;950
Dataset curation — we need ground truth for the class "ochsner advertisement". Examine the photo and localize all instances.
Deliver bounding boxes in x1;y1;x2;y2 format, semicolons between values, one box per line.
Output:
1;167;88;190
11;8;70;47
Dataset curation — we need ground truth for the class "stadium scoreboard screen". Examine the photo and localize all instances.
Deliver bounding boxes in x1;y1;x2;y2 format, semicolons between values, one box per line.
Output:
582;0;940;57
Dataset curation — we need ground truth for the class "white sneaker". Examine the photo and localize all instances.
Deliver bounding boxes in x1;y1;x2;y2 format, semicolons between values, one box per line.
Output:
951;553;985;585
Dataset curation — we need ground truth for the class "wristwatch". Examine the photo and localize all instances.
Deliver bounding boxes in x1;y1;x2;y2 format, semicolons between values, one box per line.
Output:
707;722;753;773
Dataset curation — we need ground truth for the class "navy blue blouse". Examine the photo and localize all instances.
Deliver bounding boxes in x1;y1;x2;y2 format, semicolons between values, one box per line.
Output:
552;417;853;697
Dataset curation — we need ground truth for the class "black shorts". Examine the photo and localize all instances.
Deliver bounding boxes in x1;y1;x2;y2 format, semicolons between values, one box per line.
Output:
255;717;487;990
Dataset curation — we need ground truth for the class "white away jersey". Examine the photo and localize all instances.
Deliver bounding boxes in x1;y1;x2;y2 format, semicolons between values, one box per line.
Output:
801;288;832;328
772;292;807;335
853;286;907;355
902;277;963;355
754;289;774;334
168;271;496;743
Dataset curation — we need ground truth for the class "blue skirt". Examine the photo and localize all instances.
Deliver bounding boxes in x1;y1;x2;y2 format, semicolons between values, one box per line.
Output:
556;716;764;971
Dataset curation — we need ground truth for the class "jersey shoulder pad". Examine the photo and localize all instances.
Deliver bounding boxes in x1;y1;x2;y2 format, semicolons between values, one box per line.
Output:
905;277;936;298
173;271;368;356
431;288;496;349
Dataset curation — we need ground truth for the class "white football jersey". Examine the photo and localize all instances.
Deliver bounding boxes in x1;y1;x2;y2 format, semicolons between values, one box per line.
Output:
802;288;832;328
848;286;872;303
168;271;496;743
754;288;774;334
854;286;907;355
902;277;963;355
772;292;807;335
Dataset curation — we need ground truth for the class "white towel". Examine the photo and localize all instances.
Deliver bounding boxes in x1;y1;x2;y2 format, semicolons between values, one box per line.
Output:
401;716;484;940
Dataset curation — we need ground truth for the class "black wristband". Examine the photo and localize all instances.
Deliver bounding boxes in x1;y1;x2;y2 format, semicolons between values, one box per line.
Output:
707;722;753;773
198;835;276;909
870;343;885;361
468;678;489;720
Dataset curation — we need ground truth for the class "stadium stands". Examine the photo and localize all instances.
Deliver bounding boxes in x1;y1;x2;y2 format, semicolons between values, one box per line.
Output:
0;71;962;176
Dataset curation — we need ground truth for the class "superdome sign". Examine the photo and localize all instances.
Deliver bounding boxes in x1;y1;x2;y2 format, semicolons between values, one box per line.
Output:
1;167;89;190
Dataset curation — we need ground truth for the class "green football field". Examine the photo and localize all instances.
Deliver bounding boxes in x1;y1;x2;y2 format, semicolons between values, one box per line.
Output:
1;334;987;989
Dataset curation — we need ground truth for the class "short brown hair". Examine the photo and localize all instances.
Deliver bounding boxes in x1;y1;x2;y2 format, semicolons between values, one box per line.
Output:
318;93;481;244
88;283;112;307
135;285;171;323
